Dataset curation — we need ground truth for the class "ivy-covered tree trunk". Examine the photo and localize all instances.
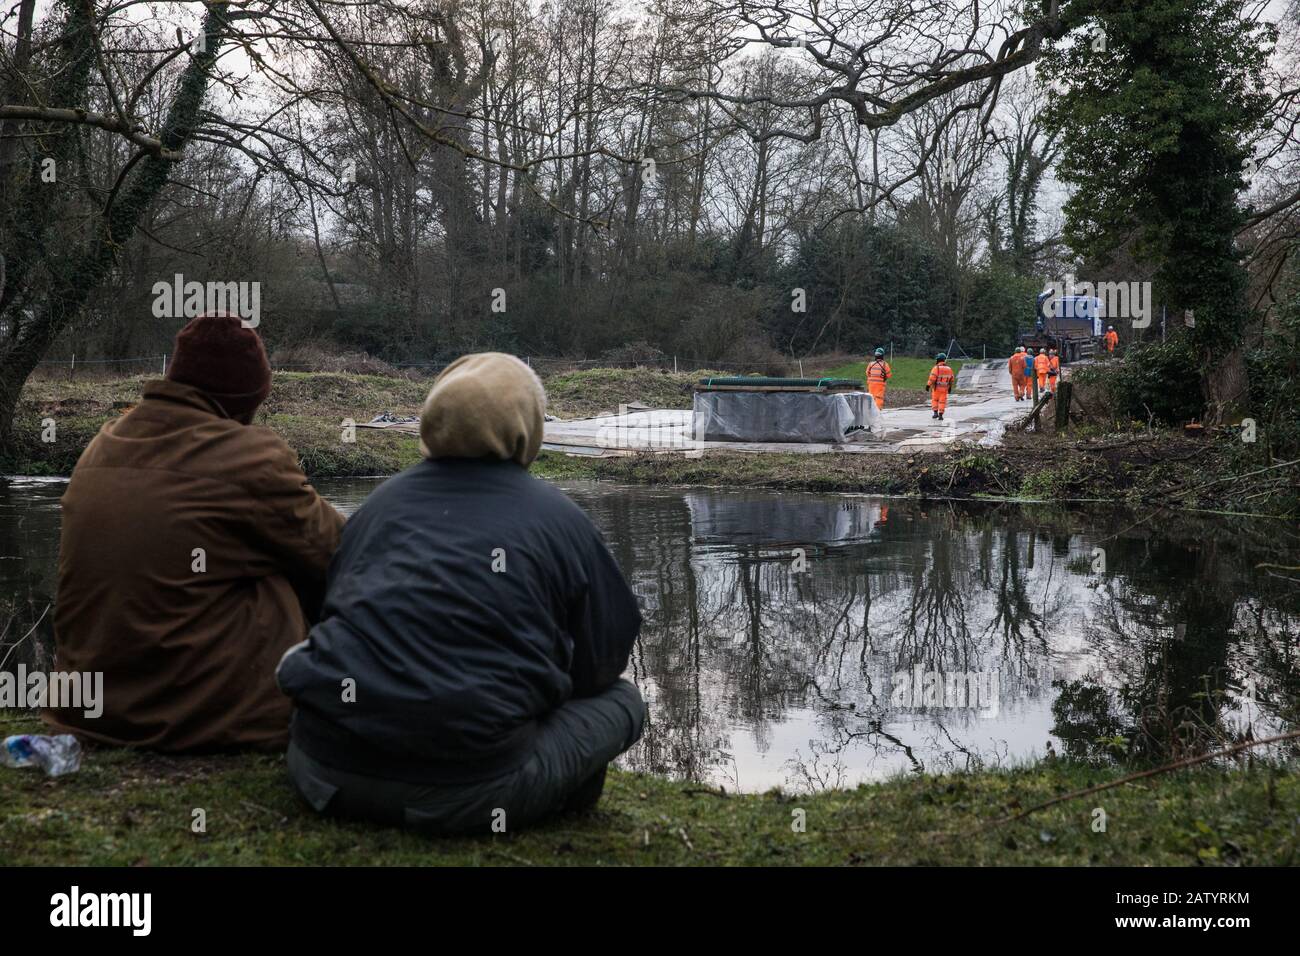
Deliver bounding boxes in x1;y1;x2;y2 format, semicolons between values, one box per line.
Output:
1042;0;1273;421
0;2;232;459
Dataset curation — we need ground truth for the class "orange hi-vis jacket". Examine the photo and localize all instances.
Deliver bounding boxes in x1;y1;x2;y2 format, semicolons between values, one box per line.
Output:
928;362;955;414
866;358;892;409
1034;353;1050;377
927;363;955;391
1049;355;1060;376
1105;330;1118;351
1009;354;1029;398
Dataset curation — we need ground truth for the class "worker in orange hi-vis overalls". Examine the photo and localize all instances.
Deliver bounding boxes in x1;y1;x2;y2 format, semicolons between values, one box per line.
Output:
1034;348;1050;394
1104;326;1119;355
1048;348;1061;393
865;347;892;410
926;352;956;420
1009;346;1028;401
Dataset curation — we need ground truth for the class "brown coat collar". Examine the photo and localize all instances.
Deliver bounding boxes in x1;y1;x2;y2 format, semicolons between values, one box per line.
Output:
140;378;239;420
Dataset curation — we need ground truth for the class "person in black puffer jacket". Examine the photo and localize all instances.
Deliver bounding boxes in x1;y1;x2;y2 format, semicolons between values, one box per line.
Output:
276;352;645;834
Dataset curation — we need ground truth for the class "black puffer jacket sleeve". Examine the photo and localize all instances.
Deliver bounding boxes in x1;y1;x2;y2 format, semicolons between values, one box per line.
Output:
567;528;642;698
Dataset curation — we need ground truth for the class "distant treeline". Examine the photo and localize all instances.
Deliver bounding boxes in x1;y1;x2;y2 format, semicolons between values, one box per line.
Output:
50;216;1042;368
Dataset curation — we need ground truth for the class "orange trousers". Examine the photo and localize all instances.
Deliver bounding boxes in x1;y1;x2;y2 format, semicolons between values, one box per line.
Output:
868;382;886;409
1036;372;1048;392
1012;375;1028;400
931;387;949;413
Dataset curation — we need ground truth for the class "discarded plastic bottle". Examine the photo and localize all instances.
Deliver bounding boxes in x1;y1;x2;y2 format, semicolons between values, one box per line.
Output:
1;734;81;777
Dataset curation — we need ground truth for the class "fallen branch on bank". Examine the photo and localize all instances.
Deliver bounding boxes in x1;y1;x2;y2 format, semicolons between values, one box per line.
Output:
1171;458;1300;500
1010;391;1053;433
1077;434;1162;453
985;729;1300;831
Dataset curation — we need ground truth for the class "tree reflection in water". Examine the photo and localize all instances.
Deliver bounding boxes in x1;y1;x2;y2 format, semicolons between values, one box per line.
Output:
1;479;1296;793
568;487;1300;792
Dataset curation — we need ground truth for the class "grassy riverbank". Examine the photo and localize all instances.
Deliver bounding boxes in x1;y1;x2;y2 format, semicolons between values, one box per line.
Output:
5;368;1296;517
4;368;706;479
0;715;1294;865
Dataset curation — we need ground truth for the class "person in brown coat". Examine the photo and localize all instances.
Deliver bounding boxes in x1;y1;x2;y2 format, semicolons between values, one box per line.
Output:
43;314;344;752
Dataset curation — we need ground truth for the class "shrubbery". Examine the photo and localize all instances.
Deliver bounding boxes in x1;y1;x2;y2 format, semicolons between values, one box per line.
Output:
1244;285;1300;459
1072;338;1204;425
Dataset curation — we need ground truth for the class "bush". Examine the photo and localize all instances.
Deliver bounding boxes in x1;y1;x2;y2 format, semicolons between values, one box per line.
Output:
719;339;791;377
672;285;769;363
1072;338;1204;425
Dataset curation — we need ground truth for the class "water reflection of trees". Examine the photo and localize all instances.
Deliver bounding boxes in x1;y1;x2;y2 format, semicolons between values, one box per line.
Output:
575;488;1300;791
791;504;1068;787
1053;518;1300;764
6;478;1296;791
582;490;1068;789
0;482;61;676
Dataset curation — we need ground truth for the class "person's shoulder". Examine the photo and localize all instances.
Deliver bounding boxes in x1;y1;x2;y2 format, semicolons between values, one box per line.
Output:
355;461;424;507
519;470;599;528
204;423;308;491
234;422;299;461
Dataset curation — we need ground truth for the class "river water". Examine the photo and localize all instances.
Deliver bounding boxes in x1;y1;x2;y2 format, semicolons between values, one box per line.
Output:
2;476;1297;792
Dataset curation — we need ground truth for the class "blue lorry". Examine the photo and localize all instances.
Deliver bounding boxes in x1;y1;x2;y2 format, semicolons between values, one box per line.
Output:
1019;291;1107;363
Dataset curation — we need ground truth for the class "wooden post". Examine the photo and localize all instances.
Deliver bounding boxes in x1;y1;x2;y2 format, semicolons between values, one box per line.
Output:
1054;381;1072;431
1014;388;1054;434
1031;391;1051;432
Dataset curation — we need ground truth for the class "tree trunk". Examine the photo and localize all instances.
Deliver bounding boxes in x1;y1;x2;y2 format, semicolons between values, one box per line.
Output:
1204;347;1249;423
0;3;232;459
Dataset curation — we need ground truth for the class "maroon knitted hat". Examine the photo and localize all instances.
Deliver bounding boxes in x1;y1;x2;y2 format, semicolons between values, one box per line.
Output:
166;313;272;420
